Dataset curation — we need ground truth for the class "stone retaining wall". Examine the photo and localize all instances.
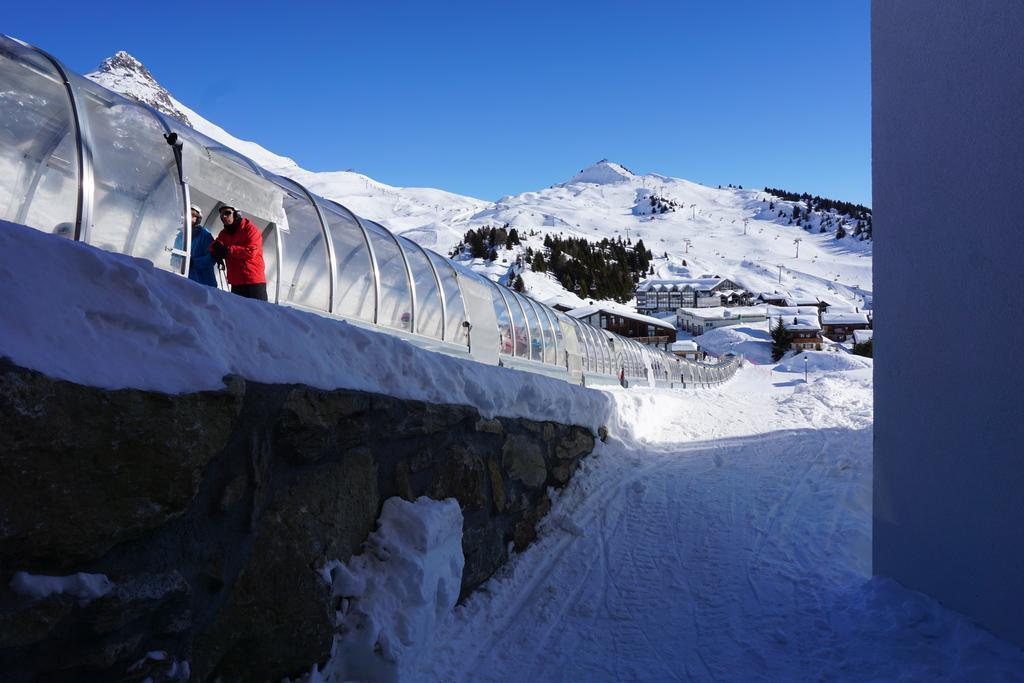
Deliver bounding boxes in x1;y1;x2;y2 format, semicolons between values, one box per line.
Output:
0;361;598;681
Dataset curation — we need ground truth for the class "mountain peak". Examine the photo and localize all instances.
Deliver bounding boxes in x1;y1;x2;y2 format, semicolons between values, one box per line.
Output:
96;51;150;78
567;160;635;186
88;51;192;126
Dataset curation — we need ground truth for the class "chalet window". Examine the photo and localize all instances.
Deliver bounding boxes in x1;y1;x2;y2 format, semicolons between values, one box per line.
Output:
600;315;608;328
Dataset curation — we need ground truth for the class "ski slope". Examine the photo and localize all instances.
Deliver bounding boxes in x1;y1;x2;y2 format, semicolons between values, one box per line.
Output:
411;366;1024;682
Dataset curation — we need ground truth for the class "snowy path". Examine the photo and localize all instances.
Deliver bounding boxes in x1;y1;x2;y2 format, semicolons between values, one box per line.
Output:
414;366;1024;682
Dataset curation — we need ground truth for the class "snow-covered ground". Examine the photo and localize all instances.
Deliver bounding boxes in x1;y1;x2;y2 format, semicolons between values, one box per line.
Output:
406;365;1024;682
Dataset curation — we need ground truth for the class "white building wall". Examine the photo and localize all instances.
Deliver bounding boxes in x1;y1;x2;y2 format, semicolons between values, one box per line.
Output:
873;0;1024;647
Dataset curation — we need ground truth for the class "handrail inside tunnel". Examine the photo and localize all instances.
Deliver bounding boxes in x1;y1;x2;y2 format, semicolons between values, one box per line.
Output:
0;33;742;389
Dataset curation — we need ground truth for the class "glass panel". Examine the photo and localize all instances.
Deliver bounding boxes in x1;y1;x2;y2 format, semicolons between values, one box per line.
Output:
428;251;468;347
528;298;556;365
365;221;411;332
275;180;330;311
632;342;645;377
513;292;543;362
0;41;78;235
489;282;514;356
498;288;527;358
75;76;183;268
321;203;374;322
572;317;591;372
261;223;280;303
398;236;443;340
597;329;613;375
548;309;565;367
581;323;601;374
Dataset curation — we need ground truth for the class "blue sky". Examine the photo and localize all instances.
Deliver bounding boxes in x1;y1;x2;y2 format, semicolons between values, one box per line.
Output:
7;1;870;205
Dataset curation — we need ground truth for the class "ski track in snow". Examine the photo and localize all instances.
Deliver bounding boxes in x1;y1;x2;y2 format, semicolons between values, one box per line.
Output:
413;366;1024;682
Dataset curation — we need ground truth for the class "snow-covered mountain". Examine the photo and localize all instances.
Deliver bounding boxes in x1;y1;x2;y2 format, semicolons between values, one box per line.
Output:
86;54;872;313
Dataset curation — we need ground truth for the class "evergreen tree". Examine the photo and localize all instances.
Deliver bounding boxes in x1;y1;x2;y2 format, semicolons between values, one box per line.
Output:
488;248;498;261
531;251;547;273
836;225;847;239
852;338;873;358
512;274;525;292
770;317;794;361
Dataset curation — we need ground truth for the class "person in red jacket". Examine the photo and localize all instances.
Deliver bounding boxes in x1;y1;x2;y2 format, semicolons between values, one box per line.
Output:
210;204;268;301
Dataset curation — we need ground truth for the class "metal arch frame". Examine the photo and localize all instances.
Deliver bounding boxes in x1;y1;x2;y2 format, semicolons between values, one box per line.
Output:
91;100;185;262
525;296;556;366
598;327;615;375
491;282;519;357
368;220;416;334
632;340;645;378
13;120;75;227
578;320;601;374
449;267;474;351
504;289;533;360
426;250;464;346
270;175;337;313
567;316;591;373
540;301;565;366
581;322;599;374
398;235;446;341
20;40;94;244
572;317;592;373
542;305;564;368
149;111;192;276
546;306;563;366
621;338;634;377
326;201;379;324
520;290;552;362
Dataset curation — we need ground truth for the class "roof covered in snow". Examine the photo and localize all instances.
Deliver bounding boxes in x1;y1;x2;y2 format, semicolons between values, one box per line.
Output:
566;304;675;331
636;277;724;293
678;306;767;320
821;311;870;325
853;329;874;344
782;315;823;331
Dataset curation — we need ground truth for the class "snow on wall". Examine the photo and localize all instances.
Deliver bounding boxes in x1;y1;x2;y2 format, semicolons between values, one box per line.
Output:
0;221;612;431
9;571;113;603
314;497;464;683
872;0;1024;647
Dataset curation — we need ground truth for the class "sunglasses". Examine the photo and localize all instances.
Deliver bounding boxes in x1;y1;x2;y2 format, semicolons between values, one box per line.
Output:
220;210;235;216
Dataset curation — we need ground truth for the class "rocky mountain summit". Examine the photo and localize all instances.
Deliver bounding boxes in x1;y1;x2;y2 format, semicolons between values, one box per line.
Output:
88;51;192;125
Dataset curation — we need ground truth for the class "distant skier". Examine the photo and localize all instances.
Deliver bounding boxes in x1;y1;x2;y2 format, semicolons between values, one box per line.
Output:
210;204;267;300
172;204;217;286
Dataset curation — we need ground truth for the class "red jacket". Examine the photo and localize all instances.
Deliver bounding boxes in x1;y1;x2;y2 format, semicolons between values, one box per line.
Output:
214;217;266;285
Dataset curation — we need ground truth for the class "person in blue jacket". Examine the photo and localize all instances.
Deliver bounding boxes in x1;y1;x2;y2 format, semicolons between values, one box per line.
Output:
172;204;218;286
